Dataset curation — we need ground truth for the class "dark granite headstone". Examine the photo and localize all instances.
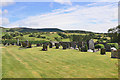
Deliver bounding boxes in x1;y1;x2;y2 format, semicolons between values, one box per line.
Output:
42;44;48;51
3;43;6;46
100;48;106;55
49;42;53;48
11;43;14;45
118;49;120;59
22;42;27;47
105;44;111;52
55;43;60;49
36;43;41;47
27;43;32;48
19;43;21;46
62;43;67;50
7;43;10;46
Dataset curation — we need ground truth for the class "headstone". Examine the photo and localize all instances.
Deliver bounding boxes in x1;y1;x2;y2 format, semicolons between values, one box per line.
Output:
26;40;29;46
3;43;6;46
62;43;67;50
17;39;19;45
7;43;10;46
36;43;41;47
81;42;87;52
77;42;82;48
118;49;120;59
27;43;32;48
100;48;106;55
89;39;94;50
22;42;27;47
118;42;120;48
70;42;76;49
55;43;60;49
42;44;48;51
11;43;14;45
88;49;93;52
105;44;111;52
111;50;118;58
66;42;70;49
49;42;53;48
73;43;76;49
19;43;21;46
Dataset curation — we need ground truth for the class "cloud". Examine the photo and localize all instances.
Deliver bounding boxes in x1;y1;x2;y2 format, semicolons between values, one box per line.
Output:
54;0;72;5
0;9;9;26
0;9;2;15
0;9;8;15
7;3;118;33
3;9;8;14
0;0;15;7
0;18;10;26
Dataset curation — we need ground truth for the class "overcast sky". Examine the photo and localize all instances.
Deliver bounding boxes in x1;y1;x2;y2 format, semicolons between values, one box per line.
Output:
0;0;119;33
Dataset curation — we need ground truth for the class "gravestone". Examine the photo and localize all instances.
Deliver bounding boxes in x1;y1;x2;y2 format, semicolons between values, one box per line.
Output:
27;43;32;48
118;49;120;59
62;43;67;50
89;39;94;50
11;43;14;45
7;43;10;46
55;43;60;49
111;49;120;58
105;44;111;52
3;43;6;46
36;43;42;47
111;50;118;58
66;42;70;49
73;43;76;49
77;42;82;48
118;42;120;48
42;44;48;51
70;42;76;49
49;42;53;48
100;48;106;55
17;39;19;45
81;44;88;52
26;40;29;46
19;43;21;46
22;41;28;47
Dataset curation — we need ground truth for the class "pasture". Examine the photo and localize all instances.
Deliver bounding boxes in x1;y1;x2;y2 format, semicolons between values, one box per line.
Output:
2;45;118;78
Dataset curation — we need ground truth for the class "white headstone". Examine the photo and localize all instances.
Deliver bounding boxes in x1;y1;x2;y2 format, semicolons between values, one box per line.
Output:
89;39;94;49
17;39;19;45
88;49;93;52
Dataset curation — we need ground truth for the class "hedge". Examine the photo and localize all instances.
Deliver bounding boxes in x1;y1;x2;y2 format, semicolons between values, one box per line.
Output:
106;43;119;49
95;44;105;49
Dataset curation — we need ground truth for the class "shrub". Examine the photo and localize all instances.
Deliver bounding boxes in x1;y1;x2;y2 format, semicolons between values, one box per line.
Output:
29;34;35;37
37;35;41;38
95;44;105;49
106;43;119;49
41;36;46;39
84;44;88;52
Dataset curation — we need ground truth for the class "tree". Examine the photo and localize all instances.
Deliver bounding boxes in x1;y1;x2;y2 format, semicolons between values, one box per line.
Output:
108;25;120;43
2;34;13;39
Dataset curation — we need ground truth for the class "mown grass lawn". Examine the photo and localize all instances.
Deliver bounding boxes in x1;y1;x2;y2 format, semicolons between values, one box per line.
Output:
2;45;118;78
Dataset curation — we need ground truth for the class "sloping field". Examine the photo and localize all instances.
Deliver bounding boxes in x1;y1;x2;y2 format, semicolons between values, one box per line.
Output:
2;45;118;78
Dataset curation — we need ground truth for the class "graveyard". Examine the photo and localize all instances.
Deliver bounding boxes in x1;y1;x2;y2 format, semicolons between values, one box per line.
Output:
2;44;118;78
0;26;120;78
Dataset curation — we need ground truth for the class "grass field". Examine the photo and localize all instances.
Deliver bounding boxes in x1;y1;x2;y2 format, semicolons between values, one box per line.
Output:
2;45;118;78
